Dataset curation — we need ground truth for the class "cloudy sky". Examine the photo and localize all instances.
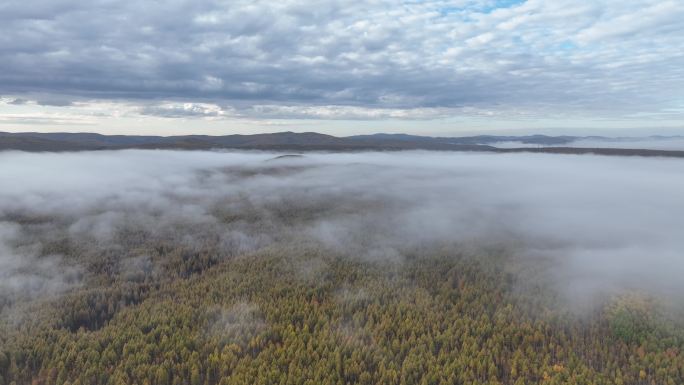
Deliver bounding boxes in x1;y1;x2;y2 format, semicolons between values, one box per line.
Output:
1;0;683;136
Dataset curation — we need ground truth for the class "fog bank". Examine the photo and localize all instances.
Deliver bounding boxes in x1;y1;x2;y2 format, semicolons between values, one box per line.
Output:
492;137;684;151
0;150;682;308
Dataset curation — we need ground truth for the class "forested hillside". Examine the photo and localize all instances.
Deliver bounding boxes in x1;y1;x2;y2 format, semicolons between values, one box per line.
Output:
2;243;683;385
1;151;683;385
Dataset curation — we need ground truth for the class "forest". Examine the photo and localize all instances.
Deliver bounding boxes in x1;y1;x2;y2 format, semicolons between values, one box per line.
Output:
1;150;683;385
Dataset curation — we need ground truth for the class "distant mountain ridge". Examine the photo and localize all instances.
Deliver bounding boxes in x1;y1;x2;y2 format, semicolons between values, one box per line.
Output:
1;131;684;157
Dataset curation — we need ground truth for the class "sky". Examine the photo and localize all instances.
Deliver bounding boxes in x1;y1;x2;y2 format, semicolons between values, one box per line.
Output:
0;0;683;136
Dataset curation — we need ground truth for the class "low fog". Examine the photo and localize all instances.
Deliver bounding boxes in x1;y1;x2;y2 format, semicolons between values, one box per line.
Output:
492;137;684;150
568;137;684;151
0;149;682;310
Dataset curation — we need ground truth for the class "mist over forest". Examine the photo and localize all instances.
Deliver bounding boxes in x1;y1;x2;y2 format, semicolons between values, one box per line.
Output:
3;0;683;382
1;150;683;385
1;150;682;301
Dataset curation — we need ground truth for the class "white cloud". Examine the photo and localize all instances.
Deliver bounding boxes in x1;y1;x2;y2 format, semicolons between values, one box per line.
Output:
242;105;458;120
139;102;233;119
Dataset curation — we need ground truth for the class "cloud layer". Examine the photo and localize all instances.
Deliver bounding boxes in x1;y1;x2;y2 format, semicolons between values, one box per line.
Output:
1;150;683;310
1;0;683;126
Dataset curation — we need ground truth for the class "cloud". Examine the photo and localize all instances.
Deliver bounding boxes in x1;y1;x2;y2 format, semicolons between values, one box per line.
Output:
1;149;683;313
1;97;73;107
7;98;29;105
139;102;233;118
0;221;80;301
490;136;684;150
207;302;267;346
241;105;458;120
0;0;682;123
566;137;684;151
35;99;73;107
0;114;95;126
575;1;684;43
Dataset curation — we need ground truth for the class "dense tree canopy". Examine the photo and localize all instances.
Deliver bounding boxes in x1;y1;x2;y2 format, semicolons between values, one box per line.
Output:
1;241;682;385
1;160;682;385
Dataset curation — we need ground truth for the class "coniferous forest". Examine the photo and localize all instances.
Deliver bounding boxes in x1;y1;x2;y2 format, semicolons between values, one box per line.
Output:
4;0;684;383
1;151;683;385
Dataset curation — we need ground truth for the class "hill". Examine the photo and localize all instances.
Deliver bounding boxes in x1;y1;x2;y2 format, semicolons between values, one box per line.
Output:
2;131;684;157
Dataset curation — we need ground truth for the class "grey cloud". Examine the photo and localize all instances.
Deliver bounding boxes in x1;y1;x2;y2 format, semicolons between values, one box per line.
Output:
1;96;72;106
36;98;73;107
0;0;682;119
7;98;29;105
